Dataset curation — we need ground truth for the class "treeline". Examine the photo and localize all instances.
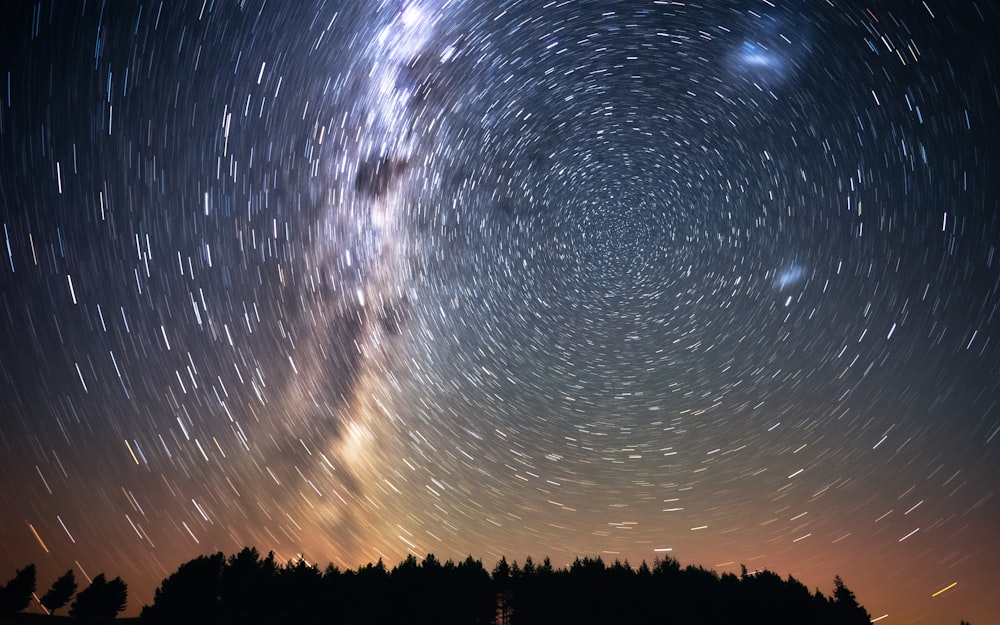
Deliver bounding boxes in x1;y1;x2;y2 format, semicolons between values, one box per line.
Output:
137;547;876;625
0;564;126;619
2;549;979;624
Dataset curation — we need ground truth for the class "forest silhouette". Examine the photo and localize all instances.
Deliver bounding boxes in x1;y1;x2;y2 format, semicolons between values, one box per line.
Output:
135;547;875;625
11;547;969;624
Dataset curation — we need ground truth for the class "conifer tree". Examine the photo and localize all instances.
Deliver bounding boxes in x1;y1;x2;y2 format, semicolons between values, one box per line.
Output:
0;564;36;614
69;573;127;621
41;569;77;615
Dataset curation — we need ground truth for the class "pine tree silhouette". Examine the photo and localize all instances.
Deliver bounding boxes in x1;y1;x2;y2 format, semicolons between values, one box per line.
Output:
0;564;36;614
140;552;224;623
41;569;77;615
832;575;872;625
69;573;127;622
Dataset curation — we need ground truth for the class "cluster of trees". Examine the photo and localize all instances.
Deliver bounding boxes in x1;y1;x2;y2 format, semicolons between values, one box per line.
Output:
140;547;877;625
141;548;494;625
0;563;126;620
5;549;974;625
495;556;871;625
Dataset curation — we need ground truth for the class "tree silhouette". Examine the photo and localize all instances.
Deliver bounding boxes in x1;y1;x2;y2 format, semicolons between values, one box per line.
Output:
388;554;423;624
41;569;78;615
219;547;279;625
342;559;389;625
565;556;608;625
140;552;224;624
452;555;494;625
69;573;127;622
389;553;494;625
735;568;821;625
0;564;36;614
493;556;514;625
832;575;872;625
276;558;324;624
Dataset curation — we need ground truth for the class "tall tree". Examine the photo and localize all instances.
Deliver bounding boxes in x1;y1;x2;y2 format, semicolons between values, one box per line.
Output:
0;564;36;614
41;569;77;615
276;558;324;625
454;555;494;625
219;547;279;625
832;575;872;625
140;552;224;623
69;573;127;621
492;556;513;625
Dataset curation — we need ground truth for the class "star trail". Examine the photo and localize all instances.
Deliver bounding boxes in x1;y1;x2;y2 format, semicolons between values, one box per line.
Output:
1;1;998;623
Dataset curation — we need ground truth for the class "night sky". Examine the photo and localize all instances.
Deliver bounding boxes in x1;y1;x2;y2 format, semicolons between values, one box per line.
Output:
1;1;998;623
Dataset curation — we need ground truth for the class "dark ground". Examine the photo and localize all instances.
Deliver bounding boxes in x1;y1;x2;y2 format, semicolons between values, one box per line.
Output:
0;615;139;625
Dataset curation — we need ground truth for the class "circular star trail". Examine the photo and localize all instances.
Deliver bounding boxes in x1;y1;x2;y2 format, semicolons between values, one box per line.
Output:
1;2;998;623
